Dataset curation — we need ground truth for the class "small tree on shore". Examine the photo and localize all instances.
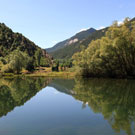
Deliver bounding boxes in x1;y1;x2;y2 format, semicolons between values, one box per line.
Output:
2;50;28;74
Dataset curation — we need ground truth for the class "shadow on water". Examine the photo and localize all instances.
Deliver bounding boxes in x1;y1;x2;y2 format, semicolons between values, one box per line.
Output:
0;77;51;118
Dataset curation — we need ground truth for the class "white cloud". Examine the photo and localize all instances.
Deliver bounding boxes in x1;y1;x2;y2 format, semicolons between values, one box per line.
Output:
97;18;127;30
117;20;124;26
77;28;90;33
97;26;105;30
117;18;131;26
52;40;58;44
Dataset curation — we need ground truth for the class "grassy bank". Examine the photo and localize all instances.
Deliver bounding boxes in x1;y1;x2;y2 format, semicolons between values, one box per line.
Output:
25;72;75;78
0;67;76;78
0;72;75;78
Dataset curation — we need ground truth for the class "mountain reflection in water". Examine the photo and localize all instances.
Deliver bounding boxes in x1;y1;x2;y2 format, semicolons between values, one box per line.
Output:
0;77;135;135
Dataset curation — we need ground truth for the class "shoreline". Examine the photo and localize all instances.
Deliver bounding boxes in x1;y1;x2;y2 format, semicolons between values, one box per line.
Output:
1;72;135;80
0;71;76;78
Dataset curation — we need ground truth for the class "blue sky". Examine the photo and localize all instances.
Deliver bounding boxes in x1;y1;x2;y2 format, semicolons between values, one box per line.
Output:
0;0;135;49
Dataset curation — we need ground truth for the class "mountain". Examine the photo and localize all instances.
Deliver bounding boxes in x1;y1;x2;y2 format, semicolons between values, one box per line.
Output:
46;28;96;53
46;27;107;59
47;17;135;60
0;23;52;66
131;17;135;21
49;27;108;59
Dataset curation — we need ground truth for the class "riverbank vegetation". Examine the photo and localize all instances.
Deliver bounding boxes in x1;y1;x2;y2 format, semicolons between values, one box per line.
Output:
0;23;75;77
73;18;135;78
0;23;52;74
1;18;135;78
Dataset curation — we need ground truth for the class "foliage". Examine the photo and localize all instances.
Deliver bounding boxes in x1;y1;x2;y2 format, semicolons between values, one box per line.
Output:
0;23;52;73
73;18;135;78
1;50;29;73
59;59;72;70
51;59;73;72
52;59;59;72
1;64;13;73
26;58;35;72
49;18;135;60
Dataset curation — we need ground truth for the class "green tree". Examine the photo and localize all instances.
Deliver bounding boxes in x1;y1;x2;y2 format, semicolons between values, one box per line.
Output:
2;50;28;74
73;18;135;78
35;49;42;66
52;60;59;72
26;57;35;72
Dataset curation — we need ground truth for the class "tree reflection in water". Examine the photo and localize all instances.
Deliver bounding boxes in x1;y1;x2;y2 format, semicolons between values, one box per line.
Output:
73;78;135;135
0;77;51;117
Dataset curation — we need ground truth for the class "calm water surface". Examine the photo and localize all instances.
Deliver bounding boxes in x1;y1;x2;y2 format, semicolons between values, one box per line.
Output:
0;77;135;135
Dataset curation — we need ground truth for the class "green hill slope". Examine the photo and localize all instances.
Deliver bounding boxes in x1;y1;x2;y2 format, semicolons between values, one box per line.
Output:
0;23;52;68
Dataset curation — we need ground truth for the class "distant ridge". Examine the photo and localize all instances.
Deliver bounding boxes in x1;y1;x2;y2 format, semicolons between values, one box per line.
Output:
46;28;96;53
48;27;107;59
47;17;135;59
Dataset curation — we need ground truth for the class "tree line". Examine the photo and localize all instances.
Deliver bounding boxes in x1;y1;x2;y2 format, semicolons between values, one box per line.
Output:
51;59;73;72
0;49;50;74
73;18;135;78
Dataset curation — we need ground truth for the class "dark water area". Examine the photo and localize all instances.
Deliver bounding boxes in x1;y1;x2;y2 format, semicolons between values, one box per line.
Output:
0;77;135;135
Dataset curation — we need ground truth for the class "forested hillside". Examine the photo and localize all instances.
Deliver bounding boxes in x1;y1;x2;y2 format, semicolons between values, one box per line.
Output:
0;23;52;73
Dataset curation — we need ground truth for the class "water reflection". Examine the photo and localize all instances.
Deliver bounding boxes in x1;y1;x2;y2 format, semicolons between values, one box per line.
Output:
0;77;51;117
49;78;135;134
48;78;75;95
72;78;135;135
0;77;135;135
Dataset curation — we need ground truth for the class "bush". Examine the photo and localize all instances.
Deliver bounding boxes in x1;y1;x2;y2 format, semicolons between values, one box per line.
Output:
1;64;13;73
26;59;35;72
